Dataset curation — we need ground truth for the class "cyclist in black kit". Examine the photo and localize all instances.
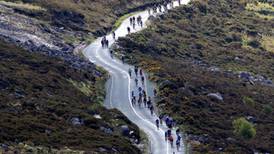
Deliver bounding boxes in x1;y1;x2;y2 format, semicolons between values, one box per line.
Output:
141;76;145;85
149;105;154;115
156;119;160;130
112;31;116;39
135;78;138;85
134;66;138;76
127;27;131;34
132;96;136;106
128;68;132;77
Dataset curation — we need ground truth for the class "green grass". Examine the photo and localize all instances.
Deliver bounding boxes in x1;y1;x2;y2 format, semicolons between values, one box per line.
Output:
246;2;274;12
0;1;46;11
233;117;256;140
261;35;274;53
246;2;274;19
67;79;94;96
243;96;256;107
3;0;159;35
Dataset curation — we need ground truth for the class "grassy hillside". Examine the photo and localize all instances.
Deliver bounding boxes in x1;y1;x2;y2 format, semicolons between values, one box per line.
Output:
0;39;141;153
3;0;161;35
116;0;274;153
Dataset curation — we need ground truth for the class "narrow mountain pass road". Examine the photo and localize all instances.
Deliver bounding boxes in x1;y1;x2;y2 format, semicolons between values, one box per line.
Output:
83;1;190;153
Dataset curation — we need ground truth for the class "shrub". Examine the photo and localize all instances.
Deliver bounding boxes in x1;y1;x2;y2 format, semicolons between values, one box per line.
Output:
263;104;273;115
243;96;256;107
233;117;256;140
248;40;261;48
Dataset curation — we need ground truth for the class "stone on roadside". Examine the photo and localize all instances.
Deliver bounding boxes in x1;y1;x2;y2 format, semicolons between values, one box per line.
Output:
121;125;130;136
70;117;83;126
159;80;177;90
207;93;223;101
93;114;102;119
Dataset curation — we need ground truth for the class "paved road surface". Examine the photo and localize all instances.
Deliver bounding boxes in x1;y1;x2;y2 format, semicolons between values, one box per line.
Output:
84;1;190;153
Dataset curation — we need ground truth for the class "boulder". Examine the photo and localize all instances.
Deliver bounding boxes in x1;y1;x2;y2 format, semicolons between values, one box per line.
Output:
14;90;25;99
226;137;236;143
159;80;177;90
100;126;113;134
99;147;107;152
207;93;223;101
93;114;102;119
239;72;251;80
70;117;83;126
264;79;273;85
121;125;130;136
246;116;256;123
209;66;220;72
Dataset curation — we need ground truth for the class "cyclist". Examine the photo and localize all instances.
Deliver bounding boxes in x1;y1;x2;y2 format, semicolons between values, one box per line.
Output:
149;105;154;115
130;17;133;25
106;39;109;48
127;27;131;34
112;31;116;39
138;97;142;107
168;135;174;148
141;76;145;85
138;87;142;93
139;69;143;76
166;117;173;129
165;131;168;141
133;22;136;29
128;68;132;77
147;97;152;108
135;78;138;85
167;129;172;137
176;135;181;151
101;39;104;48
143;97;147;107
156;119;160;130
139;92;143;99
134;67;138;76
131;90;134;97
132;96;136;106
176;128;180;136
159;114;163;125
153;88;157;96
121;56;125;63
142;90;146;96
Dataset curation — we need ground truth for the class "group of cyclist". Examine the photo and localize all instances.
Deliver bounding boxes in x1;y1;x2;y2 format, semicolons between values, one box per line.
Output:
148;0;181;15
129;64;182;151
127;15;143;34
101;32;116;48
103;0;183;152
160;116;181;152
101;36;109;48
130;66;156;116
165;127;182;151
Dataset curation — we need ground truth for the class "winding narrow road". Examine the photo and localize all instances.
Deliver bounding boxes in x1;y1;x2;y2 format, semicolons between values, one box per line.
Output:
83;1;190;153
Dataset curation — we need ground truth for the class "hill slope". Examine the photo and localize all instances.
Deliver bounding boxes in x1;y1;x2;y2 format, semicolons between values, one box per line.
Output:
0;40;142;153
3;0;161;35
116;0;274;153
